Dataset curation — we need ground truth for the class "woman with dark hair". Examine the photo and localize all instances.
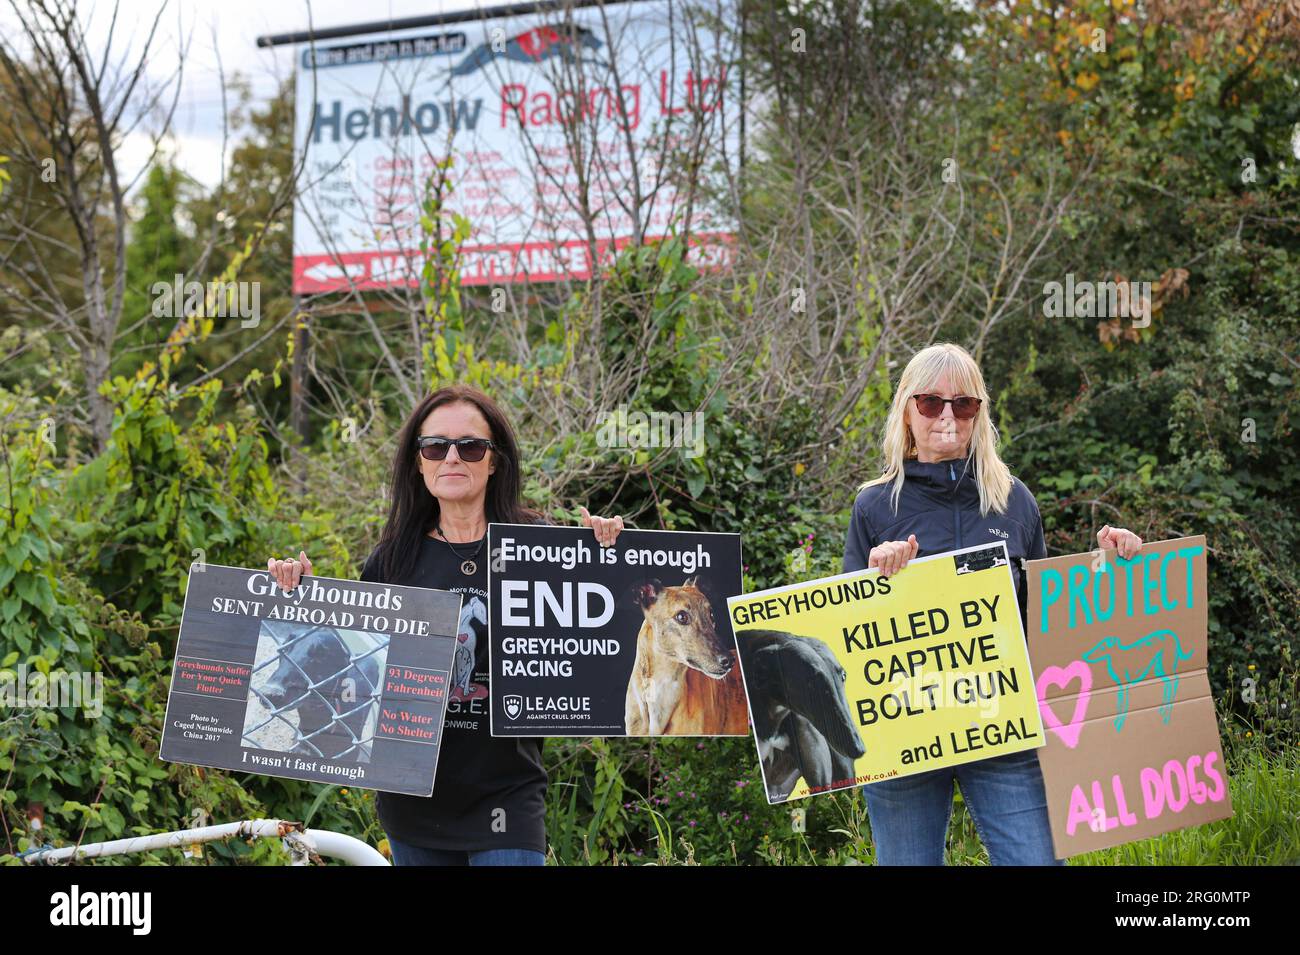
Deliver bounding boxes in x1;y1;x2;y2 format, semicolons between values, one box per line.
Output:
267;384;624;866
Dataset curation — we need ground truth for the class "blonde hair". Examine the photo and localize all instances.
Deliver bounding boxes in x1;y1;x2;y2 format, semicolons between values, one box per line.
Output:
861;342;1013;516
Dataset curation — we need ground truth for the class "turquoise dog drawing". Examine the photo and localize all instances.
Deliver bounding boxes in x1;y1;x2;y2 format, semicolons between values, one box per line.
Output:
1082;629;1192;731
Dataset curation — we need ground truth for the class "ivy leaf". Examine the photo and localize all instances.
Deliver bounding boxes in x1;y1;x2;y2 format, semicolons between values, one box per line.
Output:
14;575;35;604
100;805;126;836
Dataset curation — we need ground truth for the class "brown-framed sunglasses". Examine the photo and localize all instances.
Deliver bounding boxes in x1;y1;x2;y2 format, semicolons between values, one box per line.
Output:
417;436;495;462
912;394;983;420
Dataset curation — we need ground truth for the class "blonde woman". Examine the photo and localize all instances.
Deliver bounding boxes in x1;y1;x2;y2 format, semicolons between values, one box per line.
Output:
843;343;1142;865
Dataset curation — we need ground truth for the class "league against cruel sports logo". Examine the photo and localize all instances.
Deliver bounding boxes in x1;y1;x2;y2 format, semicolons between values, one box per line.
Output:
504;694;523;720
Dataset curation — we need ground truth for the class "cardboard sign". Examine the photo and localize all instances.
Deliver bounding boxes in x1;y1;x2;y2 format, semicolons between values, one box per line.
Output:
160;565;461;795
487;524;746;736
1026;535;1233;858
726;542;1044;804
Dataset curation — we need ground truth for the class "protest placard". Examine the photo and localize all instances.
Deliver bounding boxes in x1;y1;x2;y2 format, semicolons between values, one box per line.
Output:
1027;535;1232;857
160;565;461;795
487;524;746;736
727;542;1044;804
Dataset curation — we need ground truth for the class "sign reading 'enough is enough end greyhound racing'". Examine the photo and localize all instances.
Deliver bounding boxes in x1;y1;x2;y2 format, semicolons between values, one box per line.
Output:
1027;535;1232;858
160;565;461;795
727;542;1044;804
487;524;746;737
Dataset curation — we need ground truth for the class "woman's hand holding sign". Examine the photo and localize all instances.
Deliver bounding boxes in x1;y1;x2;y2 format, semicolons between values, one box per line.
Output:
1097;525;1143;560
579;506;625;548
268;550;313;592
869;534;919;578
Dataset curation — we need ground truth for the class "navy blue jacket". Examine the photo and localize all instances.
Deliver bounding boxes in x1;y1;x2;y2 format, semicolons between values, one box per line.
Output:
842;456;1047;624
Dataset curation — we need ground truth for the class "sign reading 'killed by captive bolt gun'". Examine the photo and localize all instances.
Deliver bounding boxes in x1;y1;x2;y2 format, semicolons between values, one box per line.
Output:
1027;535;1232;858
727;542;1045;804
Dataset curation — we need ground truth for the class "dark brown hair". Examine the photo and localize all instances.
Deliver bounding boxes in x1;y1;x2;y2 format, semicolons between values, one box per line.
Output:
371;385;540;583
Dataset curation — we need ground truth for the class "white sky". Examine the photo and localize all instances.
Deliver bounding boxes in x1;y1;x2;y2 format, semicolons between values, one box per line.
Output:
8;1;1290;194
2;0;495;190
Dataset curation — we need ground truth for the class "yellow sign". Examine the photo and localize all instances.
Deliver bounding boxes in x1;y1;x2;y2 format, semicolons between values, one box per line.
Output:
727;542;1045;803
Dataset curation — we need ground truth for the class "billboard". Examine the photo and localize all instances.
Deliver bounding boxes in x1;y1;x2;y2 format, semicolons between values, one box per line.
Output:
290;0;738;292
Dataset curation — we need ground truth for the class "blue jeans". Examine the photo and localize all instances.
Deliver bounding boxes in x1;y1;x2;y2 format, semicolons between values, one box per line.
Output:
387;835;545;867
861;747;1064;865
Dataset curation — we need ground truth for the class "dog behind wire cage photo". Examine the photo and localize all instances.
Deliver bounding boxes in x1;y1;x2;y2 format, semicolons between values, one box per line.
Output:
734;629;866;803
242;621;388;761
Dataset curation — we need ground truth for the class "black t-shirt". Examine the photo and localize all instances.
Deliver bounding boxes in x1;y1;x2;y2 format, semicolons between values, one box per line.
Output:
360;535;547;853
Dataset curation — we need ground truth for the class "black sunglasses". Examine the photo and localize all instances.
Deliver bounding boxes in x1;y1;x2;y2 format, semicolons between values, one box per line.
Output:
912;394;983;420
417;436;495;462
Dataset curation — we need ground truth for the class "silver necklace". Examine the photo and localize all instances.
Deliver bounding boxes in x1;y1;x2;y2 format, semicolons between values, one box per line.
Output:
436;522;484;576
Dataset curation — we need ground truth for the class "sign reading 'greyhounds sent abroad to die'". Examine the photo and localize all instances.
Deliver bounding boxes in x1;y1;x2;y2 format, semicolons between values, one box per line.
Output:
487;524;747;737
727;542;1044;804
160;565;462;796
1027;535;1232;858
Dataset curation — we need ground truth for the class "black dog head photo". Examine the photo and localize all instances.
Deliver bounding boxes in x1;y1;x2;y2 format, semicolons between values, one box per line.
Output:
249;624;386;761
736;629;866;802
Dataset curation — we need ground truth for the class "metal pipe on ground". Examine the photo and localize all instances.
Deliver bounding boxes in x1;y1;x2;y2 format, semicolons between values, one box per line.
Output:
20;818;390;866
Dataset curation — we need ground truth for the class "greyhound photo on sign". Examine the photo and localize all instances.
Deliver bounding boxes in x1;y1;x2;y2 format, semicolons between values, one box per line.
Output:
487;524;747;736
727;543;1044;804
160;565;462;795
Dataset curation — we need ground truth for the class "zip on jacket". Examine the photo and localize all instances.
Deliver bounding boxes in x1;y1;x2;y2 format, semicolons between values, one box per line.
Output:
842;455;1048;626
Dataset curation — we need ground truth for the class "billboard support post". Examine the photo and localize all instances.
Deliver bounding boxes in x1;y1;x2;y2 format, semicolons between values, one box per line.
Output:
289;296;310;483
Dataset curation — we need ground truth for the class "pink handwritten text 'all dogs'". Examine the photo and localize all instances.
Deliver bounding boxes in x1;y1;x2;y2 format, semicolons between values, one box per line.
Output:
1065;751;1227;836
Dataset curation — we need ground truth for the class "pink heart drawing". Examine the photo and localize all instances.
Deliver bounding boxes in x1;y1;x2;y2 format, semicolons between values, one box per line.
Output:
1036;660;1092;750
